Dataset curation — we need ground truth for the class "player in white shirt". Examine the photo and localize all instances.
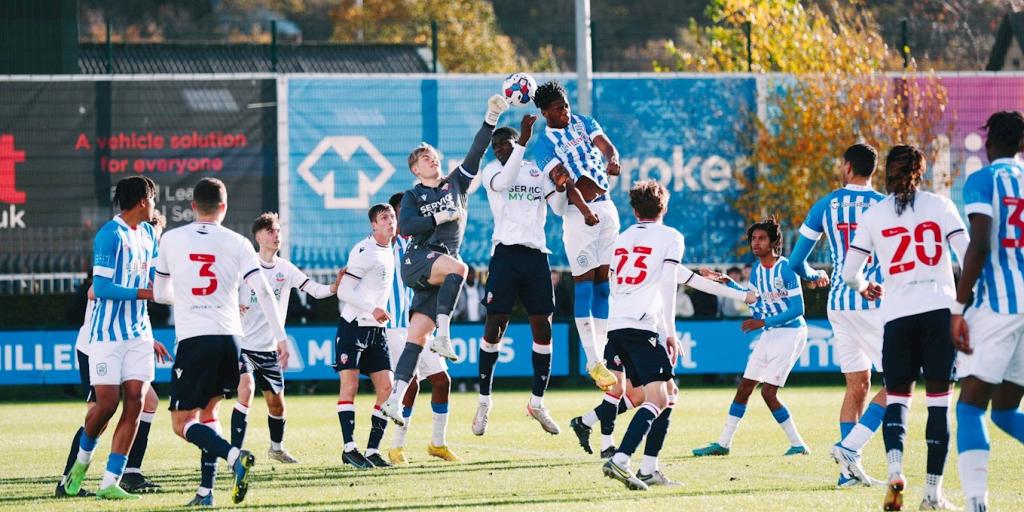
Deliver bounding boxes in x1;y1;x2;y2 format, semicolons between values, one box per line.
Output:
842;146;969;511
230;212;342;464
334;203;398;469
58;212;170;498
472;114;569;437
153;178;289;506
950;111;1024;512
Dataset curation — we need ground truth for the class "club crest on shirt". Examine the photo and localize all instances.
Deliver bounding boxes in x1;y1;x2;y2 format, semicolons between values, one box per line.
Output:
339;353;349;365
529;167;541;177
613;355;622;367
427;252;436;260
486;292;493;304
275;272;285;282
96;363;107;376
830;198;840;210
420;194;427;201
773;275;785;290
576;254;589;268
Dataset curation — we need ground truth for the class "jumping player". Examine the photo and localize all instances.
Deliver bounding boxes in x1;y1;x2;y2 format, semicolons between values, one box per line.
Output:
788;143;888;488
532;80;621;391
231;212;342;463
380;95;510;431
473;114;569;436
154;178;288;506
693;218;811;459
842;145;968;511
952;111;1024;512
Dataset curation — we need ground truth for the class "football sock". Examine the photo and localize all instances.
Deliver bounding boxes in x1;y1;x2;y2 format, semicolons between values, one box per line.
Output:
718;402;746;448
924;391;952;499
478;339;501;396
883;393;910;476
391;407;413;449
840;401;885;452
431;402;449;446
230;402;249;449
268;414;286;451
573;281;598;367
366;407;387;456
957;402;990;504
991;407;1024;443
337;401;356;451
772;404;805;447
125;410;155;473
531;341;552;403
616;402;660;457
62;426;85;477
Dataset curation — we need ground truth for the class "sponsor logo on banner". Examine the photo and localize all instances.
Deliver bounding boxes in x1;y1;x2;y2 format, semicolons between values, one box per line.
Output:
297;136;394;210
0;134;27;229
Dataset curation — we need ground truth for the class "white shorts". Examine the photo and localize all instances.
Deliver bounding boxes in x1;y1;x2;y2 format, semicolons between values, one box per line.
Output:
386;328;447;380
563;199;620;276
957;306;1024;386
88;338;155;386
828;308;884;373
743;326;808;387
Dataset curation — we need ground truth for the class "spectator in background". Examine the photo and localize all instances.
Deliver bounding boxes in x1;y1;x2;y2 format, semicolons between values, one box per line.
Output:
719;266;753;318
742;264;752;286
676;287;695;318
455;268;485;322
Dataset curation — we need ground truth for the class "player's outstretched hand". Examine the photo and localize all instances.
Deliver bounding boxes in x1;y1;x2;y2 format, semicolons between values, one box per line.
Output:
331;268;345;294
860;282;883;301
153;340;172;363
277;340;291;368
699;267;726;282
950;314;972;354
741;318;765;333
743;289;758;305
372;307;392;324
582;207;600;226
518;114;537;146
485;94;511;126
813;270;830;288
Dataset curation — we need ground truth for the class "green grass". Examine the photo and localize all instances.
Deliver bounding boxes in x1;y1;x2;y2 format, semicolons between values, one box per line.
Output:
1;386;1022;511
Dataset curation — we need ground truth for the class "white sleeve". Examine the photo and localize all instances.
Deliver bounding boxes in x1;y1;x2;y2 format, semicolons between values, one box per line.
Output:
547;189;568;216
941;197;969;245
842;248;870;293
153;239;173;304
291;263;333;299
487;144;526;192
241;240;287;342
335;245;376;313
676;265;748;301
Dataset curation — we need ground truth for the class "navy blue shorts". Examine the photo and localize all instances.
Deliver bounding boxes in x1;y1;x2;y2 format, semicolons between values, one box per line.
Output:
882;308;957;388
169;335;241;411
77;349;96;403
240;349;285;395
605;328;674;386
334;319;391;376
483;244;554;316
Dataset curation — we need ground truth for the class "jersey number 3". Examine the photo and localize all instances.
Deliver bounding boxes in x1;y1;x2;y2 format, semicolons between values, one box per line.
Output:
189;253;218;296
881;222;942;274
614;246;652;285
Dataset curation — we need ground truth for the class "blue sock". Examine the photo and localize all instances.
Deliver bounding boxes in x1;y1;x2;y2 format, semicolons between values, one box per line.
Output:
956;402;990;453
860;402;885;431
991;407;1024;443
79;432;98;453
840;422;854;440
574;281;594;318
729;401;747;419
105;453;127;479
591;281;610;319
772;406;791;424
402;406;413;421
431;402;449;414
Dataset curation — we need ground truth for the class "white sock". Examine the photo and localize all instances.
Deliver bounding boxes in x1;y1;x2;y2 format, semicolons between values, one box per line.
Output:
529;394;544;408
392;423;409;449
640;455;658;475
436;314;451;340
100;471;119;489
76;447;94;465
779;417;805;447
887;449;903;477
478;394;492;406
432;411;448;446
392;380;410;402
612;452;629;466
344;441;357;452
601;434;615;451
226;447;240;466
271;441;283;451
840;423;875;452
958;449;990;504
197;487;212;497
718;415;742;448
365;448;378;457
581;410;599;427
575;316;598;367
924;474;943;501
592;318;608;355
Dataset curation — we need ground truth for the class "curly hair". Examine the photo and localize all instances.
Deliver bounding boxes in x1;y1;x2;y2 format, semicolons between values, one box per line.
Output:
533;80;568;111
628;180;668;219
984;111;1024;157
112;176;155;211
885;145;925;216
747;216;782;254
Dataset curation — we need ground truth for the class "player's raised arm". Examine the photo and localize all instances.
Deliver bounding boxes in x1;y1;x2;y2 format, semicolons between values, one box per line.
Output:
488;115;535;193
451;95;509;190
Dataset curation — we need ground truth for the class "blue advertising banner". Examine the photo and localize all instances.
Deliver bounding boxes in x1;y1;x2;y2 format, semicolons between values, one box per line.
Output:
285;76;755;270
0;323;570;386
579;320;841;374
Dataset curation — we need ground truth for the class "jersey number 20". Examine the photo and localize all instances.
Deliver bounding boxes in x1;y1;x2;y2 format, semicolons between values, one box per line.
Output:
881;222;942;274
614;246;652;285
189;253;218;296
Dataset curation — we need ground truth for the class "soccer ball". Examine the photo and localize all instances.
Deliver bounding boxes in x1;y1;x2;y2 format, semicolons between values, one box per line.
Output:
502;72;537;106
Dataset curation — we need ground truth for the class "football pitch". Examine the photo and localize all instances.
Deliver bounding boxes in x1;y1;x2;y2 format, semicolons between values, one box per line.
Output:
2;386;1022;511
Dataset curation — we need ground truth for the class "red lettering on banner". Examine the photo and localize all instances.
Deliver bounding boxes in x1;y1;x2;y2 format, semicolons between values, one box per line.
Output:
0;135;26;205
74;133;91;150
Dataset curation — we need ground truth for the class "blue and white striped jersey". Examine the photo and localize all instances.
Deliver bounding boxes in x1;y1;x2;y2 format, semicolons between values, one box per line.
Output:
387;236;412;330
799;185;885;311
532;114;609;191
90;216;157;342
963;157;1024;314
749;257;806;330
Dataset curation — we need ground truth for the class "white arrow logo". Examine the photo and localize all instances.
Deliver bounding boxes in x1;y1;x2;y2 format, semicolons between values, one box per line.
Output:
296;136;395;210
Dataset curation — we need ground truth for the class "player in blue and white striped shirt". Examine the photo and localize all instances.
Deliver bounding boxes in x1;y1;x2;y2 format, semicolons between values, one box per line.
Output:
788;144;888;488
694;218;810;458
65;176;162;500
532;80;622;392
383;192;453;465
952;111;1024;512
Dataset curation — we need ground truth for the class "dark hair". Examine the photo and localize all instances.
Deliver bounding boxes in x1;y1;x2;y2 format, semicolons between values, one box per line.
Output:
844;143;878;177
251;212;280;236
747;216;782;253
534;80;567;111
491;126;519;145
113;176;155;211
628;180;668;219
726;266;742;275
885;145;925;216
984;111;1024;157
194;178;227;215
368;203;394;222
388;192;403;211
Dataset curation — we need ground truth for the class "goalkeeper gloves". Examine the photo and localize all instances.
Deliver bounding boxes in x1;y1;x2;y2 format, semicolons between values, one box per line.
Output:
433;209;462;225
485;94;511;126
